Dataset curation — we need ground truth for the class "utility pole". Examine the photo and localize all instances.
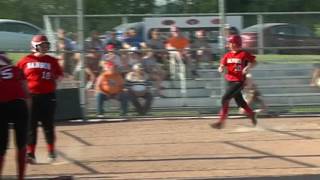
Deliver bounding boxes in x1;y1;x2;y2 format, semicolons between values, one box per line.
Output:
77;0;87;121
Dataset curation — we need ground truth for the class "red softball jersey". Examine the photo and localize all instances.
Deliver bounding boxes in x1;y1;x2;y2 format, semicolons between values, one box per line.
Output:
220;50;256;82
0;65;28;102
17;54;63;94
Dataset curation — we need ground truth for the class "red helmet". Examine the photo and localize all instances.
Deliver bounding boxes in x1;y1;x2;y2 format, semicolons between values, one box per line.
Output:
228;35;242;47
31;34;50;49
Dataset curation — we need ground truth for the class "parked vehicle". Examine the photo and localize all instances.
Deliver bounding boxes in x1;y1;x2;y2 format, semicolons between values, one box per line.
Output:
240;23;320;54
0;19;42;51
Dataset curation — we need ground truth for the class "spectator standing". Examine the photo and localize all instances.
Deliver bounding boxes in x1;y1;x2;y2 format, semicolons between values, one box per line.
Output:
17;34;64;163
166;26;195;78
104;30;123;50
211;35;257;129
0;54;29;180
126;63;153;115
95;61;129;117
56;28;75;78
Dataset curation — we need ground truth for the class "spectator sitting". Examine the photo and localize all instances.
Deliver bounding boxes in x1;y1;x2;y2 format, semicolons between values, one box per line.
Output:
239;73;267;114
224;25;240;36
123;28;146;50
101;44;129;75
95;61;129;118
147;29;167;64
56;28;75;77
127;47;143;67
190;30;213;68
126;63;153;115
86;30;104;51
141;48;166;97
103;30;123;51
310;63;320;87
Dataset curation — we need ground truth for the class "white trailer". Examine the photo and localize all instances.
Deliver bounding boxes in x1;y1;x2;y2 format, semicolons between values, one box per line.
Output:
143;16;243;54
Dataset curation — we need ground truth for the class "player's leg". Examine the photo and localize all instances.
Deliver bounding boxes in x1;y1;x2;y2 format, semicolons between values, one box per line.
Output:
211;82;242;129
27;95;40;163
96;92;107;117
234;91;257;126
12;100;28;180
39;93;57;161
0;104;10;177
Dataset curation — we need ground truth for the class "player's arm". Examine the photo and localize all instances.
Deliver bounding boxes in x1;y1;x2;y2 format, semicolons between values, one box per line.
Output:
242;53;257;74
243;61;257;75
218;55;227;73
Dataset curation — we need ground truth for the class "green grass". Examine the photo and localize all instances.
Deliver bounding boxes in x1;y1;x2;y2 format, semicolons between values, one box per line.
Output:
256;54;320;64
8;53;28;64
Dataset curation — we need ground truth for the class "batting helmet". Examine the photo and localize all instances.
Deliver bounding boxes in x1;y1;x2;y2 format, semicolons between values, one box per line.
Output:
31;34;50;50
228;35;242;47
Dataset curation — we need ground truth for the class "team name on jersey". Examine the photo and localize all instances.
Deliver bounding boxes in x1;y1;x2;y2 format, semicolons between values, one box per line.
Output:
27;62;51;70
227;58;241;64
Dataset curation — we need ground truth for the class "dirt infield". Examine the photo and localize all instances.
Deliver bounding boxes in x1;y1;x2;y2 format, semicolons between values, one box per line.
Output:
3;116;320;180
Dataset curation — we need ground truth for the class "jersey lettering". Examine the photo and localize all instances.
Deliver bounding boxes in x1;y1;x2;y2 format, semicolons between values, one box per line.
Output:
227;58;241;64
27;62;51;70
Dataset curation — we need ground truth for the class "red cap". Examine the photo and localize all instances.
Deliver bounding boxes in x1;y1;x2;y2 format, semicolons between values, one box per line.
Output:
104;61;115;68
105;44;115;51
228;35;242;47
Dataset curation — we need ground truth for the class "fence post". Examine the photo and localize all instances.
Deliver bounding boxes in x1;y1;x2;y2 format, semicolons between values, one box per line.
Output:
257;14;264;54
77;0;87;121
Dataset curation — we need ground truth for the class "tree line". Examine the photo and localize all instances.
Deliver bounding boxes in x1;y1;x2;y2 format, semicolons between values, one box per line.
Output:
0;0;319;31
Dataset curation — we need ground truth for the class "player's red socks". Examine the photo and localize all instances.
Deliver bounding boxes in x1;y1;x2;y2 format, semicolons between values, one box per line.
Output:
219;102;229;122
241;104;255;118
27;144;36;155
17;148;26;180
47;143;55;154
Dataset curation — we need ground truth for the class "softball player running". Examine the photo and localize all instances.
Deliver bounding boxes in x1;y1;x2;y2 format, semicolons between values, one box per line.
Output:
211;35;257;129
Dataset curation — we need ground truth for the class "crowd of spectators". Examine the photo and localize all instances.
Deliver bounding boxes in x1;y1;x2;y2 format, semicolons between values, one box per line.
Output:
55;26;217;117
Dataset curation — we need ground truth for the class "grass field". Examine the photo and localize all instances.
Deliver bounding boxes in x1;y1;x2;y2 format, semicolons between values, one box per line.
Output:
256;54;320;64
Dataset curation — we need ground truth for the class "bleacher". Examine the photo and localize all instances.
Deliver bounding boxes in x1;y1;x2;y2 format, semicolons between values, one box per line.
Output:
57;63;320;118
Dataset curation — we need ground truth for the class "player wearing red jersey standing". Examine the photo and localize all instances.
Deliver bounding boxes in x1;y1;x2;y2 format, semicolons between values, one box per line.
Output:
17;35;63;164
0;53;29;180
211;35;257;129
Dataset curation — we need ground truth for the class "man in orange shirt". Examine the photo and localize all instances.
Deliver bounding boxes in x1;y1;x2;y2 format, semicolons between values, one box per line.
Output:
166;26;195;78
95;61;129;117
